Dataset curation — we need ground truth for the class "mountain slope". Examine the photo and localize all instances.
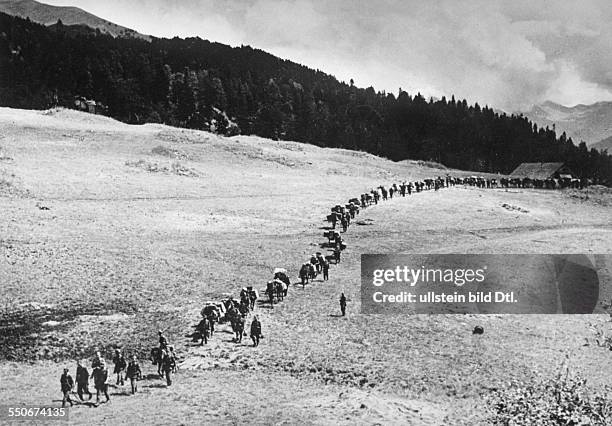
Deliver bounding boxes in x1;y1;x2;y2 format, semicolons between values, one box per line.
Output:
0;0;150;40
593;135;612;153
522;100;612;146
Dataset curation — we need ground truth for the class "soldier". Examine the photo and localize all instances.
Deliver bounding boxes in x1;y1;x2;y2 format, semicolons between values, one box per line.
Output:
125;355;142;394
333;231;341;246
310;254;319;274
233;315;245;343
92;360;110;404
340;293;347;316
197;316;210;345
239;298;250;316
207;309;217;336
76;360;92;401
162;348;176;386
335;233;343;249
316;252;325;273
322;258;329;281
158;330;168;351
91;351;103;369
334;246;341;264
247;287;258;310
113;349;126;386
266;280;275;306
60;368;74;408
168;346;178;374
240;287;249;307
250;316;262;347
341;216;348;232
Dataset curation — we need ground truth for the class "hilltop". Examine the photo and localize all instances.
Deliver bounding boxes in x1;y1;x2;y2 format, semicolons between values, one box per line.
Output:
0;0;150;40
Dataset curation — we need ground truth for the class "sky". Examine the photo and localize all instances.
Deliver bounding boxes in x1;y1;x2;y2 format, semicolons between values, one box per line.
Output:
42;0;612;111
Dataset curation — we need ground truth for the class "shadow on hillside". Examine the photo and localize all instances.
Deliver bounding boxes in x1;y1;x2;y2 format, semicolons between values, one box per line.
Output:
110;391;133;398
144;383;167;389
142;373;162;381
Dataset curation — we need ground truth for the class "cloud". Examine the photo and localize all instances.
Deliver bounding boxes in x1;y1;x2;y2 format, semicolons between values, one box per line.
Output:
43;0;612;110
545;61;612;106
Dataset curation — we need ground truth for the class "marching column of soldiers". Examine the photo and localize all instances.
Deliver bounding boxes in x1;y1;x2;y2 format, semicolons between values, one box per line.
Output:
323;175;468;316
57;173;519;408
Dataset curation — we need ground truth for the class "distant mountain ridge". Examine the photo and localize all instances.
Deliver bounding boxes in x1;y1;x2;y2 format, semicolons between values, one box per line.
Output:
592;135;612;153
522;100;612;148
0;0;150;40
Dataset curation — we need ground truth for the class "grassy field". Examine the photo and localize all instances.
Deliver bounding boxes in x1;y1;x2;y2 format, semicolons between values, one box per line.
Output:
1;107;611;424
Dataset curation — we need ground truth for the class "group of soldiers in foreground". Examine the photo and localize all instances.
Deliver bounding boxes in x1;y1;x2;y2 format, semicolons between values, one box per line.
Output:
59;331;181;407
60;350;143;407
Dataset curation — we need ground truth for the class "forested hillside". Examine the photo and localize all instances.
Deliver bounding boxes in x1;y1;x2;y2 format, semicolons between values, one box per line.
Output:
1;13;610;183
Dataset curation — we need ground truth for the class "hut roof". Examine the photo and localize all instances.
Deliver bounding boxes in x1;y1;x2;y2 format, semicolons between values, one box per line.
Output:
509;162;565;180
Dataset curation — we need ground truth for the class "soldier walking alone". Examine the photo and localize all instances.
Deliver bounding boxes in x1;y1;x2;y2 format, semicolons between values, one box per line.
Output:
340;293;347;316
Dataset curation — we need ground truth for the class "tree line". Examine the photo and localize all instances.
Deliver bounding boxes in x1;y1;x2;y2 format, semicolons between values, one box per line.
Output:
1;13;610;184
